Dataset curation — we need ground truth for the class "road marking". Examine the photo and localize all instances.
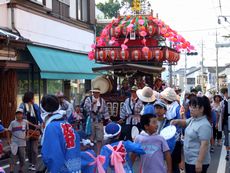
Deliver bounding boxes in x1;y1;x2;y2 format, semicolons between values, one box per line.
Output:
1;154;41;169
217;146;227;173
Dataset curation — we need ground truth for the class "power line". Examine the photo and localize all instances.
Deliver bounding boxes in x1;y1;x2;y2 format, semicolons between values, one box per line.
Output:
179;25;230;33
219;0;222;15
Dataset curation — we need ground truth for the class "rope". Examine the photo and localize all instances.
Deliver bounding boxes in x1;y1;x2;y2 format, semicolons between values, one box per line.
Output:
10;127;41;141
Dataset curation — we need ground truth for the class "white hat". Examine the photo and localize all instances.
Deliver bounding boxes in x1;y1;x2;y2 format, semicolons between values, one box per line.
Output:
152;90;160;99
90;88;101;93
137;86;156;103
15;108;23;114
160;87;177;102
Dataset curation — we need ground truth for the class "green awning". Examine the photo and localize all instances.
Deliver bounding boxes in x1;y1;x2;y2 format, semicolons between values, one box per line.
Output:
27;45;102;80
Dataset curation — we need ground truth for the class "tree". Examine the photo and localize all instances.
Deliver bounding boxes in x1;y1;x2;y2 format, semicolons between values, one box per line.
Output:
96;0;121;19
96;24;104;36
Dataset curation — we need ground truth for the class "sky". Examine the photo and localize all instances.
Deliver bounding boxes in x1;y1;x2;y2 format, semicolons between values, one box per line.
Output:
96;0;230;69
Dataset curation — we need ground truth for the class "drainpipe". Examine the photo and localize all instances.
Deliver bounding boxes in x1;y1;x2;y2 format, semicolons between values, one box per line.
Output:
9;0;21;36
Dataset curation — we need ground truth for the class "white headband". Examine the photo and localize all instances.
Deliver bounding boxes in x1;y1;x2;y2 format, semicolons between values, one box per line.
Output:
40;104;62;121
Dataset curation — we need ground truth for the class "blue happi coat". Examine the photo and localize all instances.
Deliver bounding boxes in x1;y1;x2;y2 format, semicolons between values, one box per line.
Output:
42;118;81;173
81;149;96;173
100;140;145;173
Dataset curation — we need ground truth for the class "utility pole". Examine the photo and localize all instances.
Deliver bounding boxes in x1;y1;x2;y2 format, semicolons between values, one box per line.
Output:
201;40;204;92
169;64;172;87
216;30;219;93
184;52;187;91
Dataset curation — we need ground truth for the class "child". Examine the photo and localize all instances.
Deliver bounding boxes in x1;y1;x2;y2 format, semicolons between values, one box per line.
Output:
154;100;176;153
81;138;106;173
100;122;145;173
7;108;28;173
41;95;81;173
134;114;172;173
72;105;83;130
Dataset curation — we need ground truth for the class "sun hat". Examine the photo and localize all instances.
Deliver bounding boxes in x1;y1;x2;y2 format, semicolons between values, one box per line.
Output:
160;87;177;102
136;86;156;103
92;76;110;94
104;122;121;139
15;108;23;114
90;88;101;93
152;90;160;99
154;100;167;110
131;85;138;91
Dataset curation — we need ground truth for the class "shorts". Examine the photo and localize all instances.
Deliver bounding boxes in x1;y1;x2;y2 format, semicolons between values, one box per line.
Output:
10;146;26;167
91;122;104;142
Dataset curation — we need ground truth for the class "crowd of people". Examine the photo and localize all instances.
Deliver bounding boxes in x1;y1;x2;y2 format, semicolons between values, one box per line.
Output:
2;81;230;173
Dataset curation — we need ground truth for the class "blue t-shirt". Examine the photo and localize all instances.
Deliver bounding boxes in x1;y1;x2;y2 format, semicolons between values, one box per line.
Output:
143;104;155;115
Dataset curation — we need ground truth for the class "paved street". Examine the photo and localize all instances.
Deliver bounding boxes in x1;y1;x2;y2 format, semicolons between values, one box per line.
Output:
0;144;229;173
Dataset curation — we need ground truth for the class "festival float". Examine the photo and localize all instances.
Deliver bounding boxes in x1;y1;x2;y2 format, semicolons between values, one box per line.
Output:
88;0;194;120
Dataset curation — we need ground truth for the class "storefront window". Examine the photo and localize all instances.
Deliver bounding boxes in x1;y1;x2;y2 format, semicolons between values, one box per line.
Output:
47;80;63;95
70;80;85;106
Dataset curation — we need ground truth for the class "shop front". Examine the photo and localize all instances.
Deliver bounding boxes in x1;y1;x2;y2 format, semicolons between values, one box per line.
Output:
17;44;102;107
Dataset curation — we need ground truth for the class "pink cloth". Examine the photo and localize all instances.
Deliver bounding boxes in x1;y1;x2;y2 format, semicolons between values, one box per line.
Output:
86;151;105;173
106;141;126;173
0;167;5;173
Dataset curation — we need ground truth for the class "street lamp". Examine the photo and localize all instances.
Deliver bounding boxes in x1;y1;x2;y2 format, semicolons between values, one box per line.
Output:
218;15;230;25
184;51;198;91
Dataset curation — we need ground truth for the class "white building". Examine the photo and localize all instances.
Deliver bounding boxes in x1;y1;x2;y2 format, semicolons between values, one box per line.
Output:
0;0;99;124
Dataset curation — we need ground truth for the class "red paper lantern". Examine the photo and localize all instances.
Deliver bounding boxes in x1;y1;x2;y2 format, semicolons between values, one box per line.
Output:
132;50;141;60
153;49;164;61
167;51;179;62
175;53;180;62
119;50;129;60
142;49;153;60
167;51;174;62
97;50;107;61
147;25;156;36
108;50;118;61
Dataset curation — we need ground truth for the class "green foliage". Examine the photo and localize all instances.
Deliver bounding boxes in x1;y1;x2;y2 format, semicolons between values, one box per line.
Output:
96;0;121;19
121;0;132;5
194;85;202;92
96;24;104;36
47;80;63;95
